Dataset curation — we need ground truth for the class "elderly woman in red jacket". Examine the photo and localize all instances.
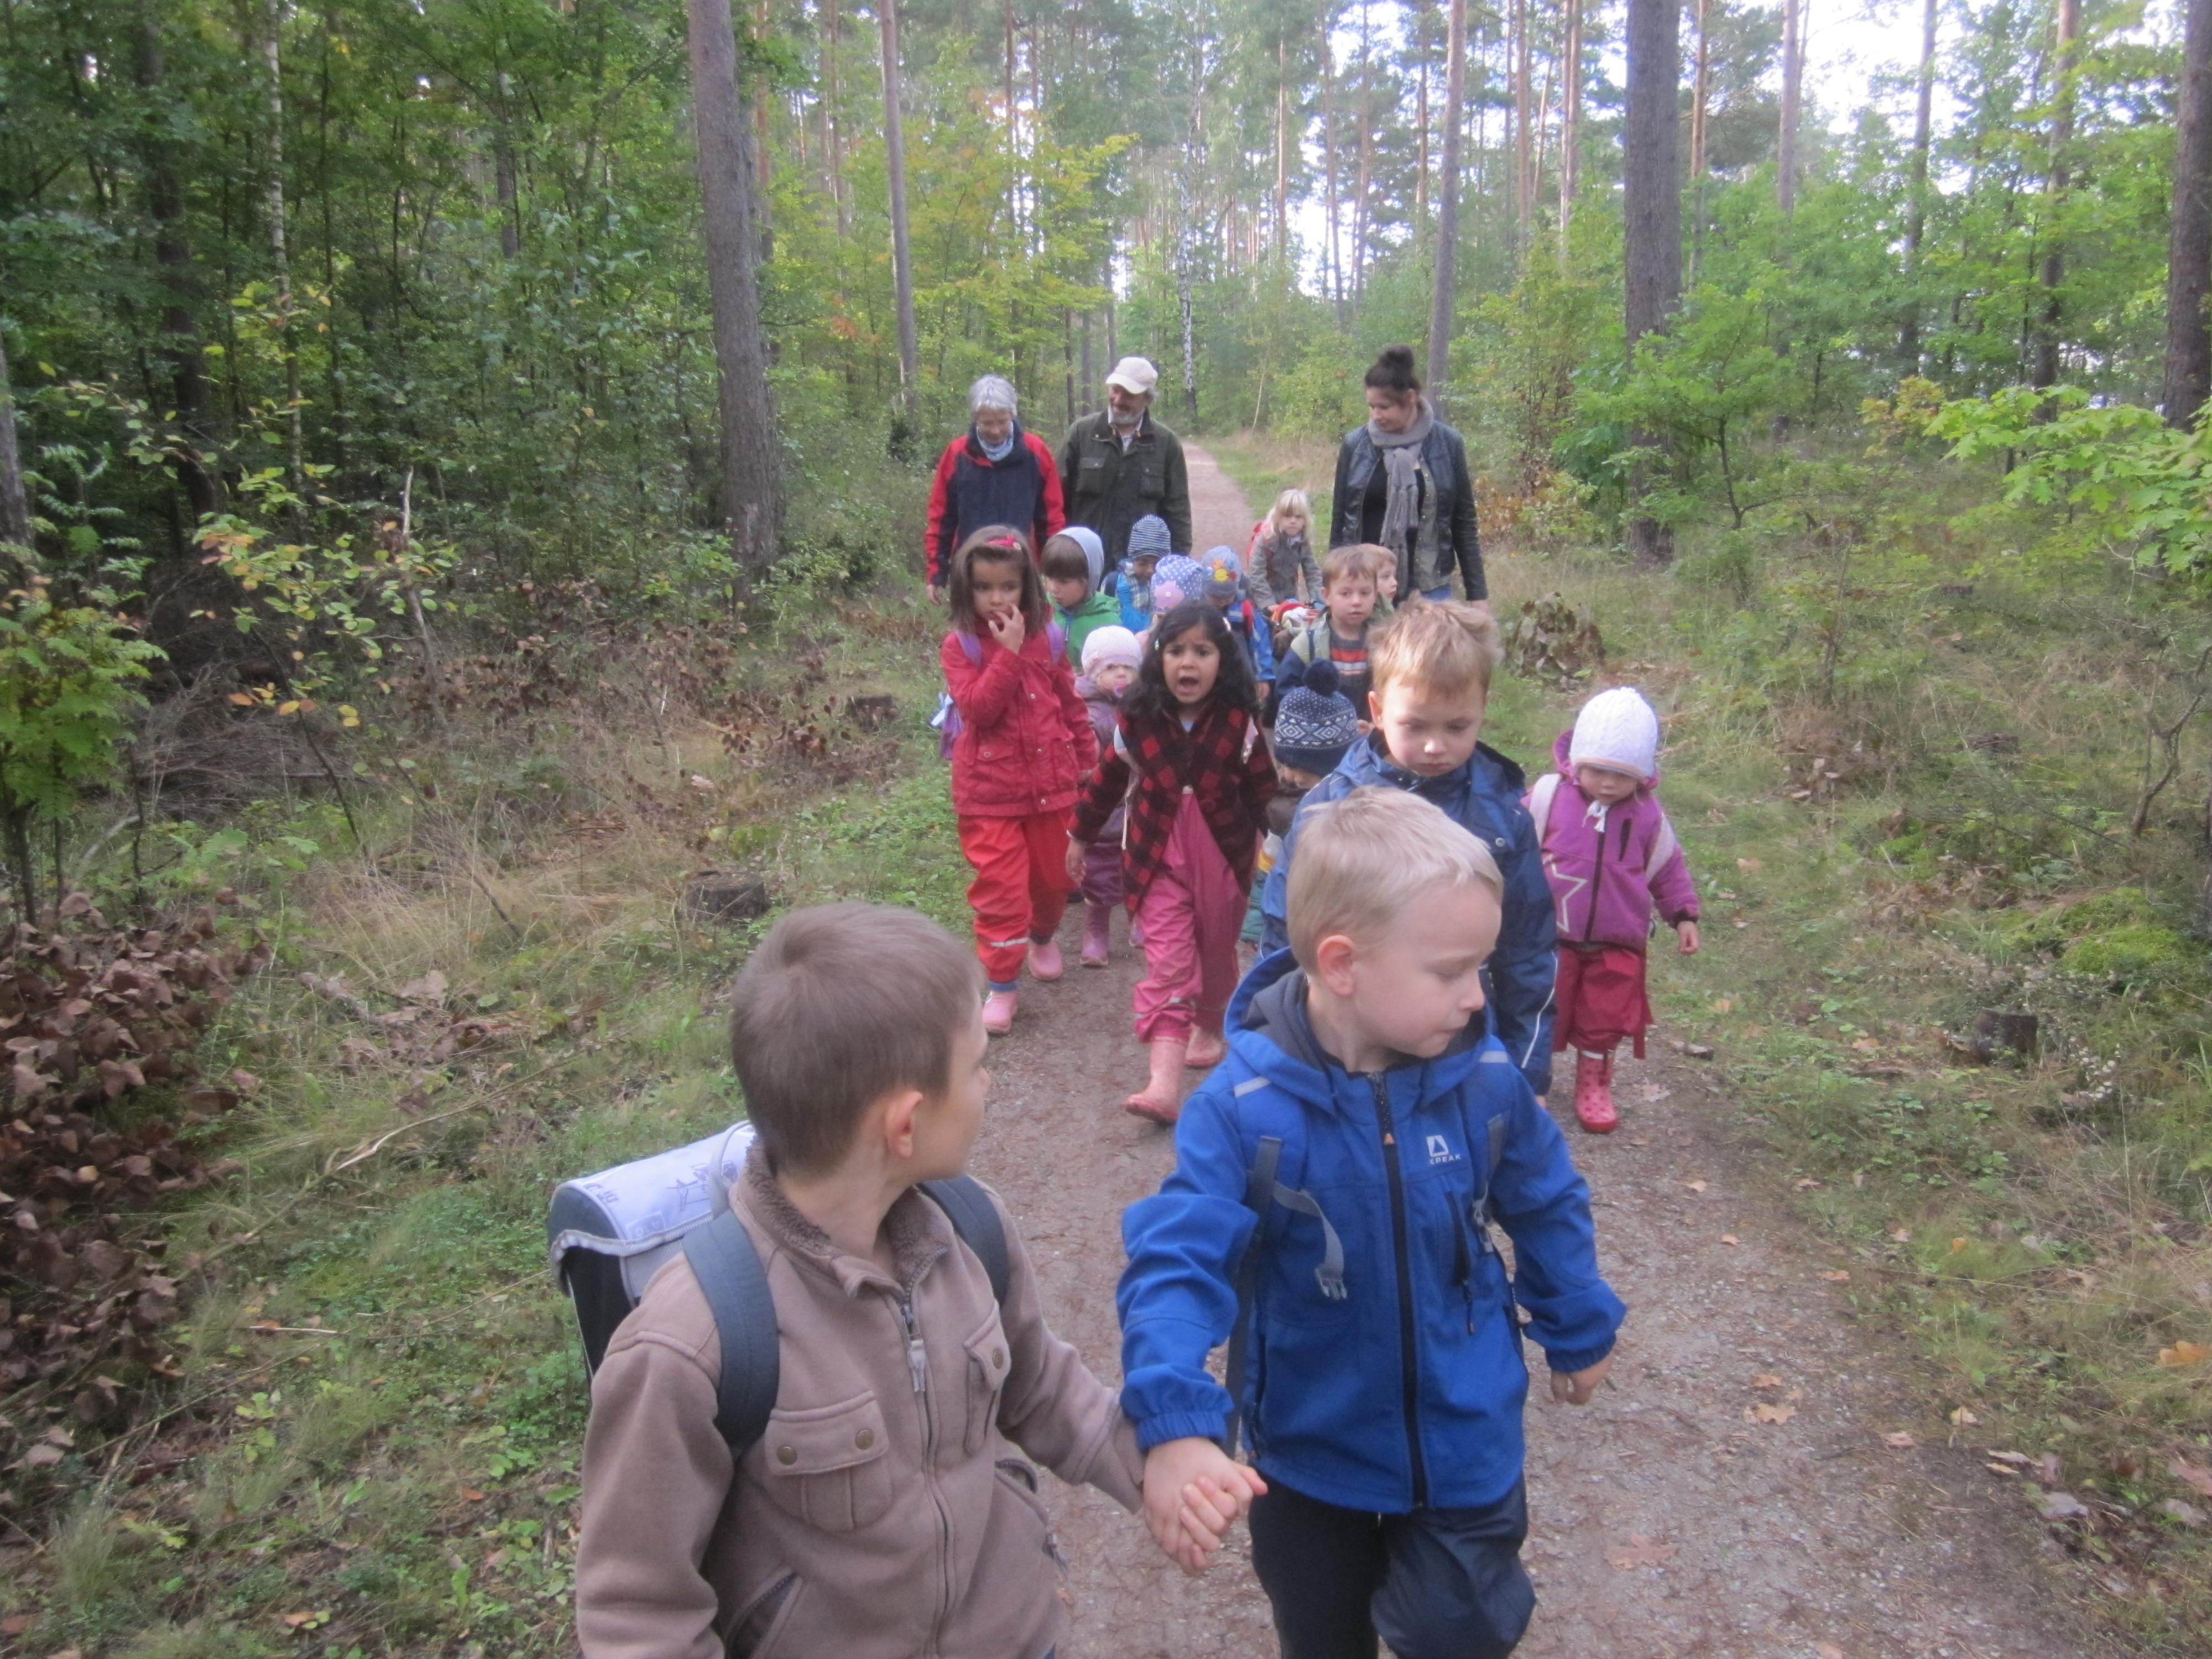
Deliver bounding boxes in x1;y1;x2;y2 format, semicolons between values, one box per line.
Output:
924;375;1065;603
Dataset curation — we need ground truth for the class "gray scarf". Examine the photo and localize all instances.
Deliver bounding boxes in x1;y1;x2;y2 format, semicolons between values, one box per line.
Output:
977;423;1018;463
1369;398;1443;592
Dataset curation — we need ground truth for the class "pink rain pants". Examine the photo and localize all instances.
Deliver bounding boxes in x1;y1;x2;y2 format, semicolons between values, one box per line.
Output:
1132;794;1245;1044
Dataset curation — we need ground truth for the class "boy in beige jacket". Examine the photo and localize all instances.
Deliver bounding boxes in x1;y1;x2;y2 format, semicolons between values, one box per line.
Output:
575;902;1243;1659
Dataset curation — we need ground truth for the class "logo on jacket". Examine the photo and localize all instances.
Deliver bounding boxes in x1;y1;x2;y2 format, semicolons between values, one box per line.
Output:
1426;1134;1459;1166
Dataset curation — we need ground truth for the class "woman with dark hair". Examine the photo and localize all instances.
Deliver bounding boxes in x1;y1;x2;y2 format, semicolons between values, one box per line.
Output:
1327;345;1486;611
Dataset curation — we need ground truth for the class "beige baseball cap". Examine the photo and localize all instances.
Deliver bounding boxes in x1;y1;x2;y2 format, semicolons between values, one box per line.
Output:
1105;356;1159;396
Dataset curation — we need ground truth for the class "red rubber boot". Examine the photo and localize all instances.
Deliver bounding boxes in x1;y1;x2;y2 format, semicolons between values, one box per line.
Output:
1574;1050;1618;1134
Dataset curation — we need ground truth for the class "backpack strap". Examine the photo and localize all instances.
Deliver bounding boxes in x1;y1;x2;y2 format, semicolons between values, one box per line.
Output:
1644;810;1681;880
956;630;983;666
917;1175;1010;1306
1224;1132;1285;1454
682;1208;782;1457
680;1178;1009;1457
1527;773;1561;846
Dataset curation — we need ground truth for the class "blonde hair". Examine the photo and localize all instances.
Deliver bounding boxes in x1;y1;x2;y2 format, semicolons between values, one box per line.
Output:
730;902;980;1176
1319;544;1377;591
1286;788;1503;965
1269;489;1312;531
1368;599;1503;703
1358;544;1397;582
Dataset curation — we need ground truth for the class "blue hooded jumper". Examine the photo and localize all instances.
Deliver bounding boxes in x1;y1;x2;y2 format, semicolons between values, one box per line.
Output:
1260;734;1559;1095
1117;951;1625;1514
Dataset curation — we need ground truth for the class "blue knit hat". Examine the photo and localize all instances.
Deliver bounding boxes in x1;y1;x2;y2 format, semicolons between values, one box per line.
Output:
1272;660;1361;775
1125;516;1173;562
1150;554;1206;611
1201;546;1243;601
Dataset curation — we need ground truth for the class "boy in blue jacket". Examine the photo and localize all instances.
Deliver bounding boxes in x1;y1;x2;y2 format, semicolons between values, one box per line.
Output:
1120;786;1625;1659
1259;601;1558;1095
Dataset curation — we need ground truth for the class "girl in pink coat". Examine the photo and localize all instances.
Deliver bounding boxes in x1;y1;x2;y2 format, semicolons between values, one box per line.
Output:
1530;687;1702;1133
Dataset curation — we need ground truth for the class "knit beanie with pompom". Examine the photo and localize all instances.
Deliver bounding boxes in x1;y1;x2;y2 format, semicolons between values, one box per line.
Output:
1272;660;1363;776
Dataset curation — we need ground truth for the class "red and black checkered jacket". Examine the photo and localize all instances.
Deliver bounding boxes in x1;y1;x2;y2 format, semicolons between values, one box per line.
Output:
1071;698;1277;909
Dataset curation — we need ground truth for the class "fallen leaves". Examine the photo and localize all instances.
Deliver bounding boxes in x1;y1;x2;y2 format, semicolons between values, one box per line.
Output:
2163;1498;2207;1528
1684;1179;1708;1193
1815;1645;1846;1659
2032;1487;2090;1522
2170;1457;2212;1500
1949;1407;1980;1427
1720;1234;1740;1246
2155;1339;2209;1368
1752;1373;1785;1389
1604;1533;1678;1568
1820;1270;1852;1282
1751;1403;1798;1425
1881;1431;1917;1449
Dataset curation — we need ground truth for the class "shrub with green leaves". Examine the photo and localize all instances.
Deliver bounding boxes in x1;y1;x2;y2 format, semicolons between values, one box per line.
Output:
0;576;163;919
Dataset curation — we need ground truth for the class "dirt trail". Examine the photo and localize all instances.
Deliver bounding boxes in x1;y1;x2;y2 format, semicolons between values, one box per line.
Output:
966;445;2102;1659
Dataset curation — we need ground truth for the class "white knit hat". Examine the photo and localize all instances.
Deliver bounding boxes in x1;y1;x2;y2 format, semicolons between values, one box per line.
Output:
1568;687;1661;782
1081;625;1142;675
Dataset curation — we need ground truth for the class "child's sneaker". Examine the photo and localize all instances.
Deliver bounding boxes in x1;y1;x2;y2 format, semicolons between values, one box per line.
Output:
1573;1050;1617;1133
1081;904;1113;968
1029;938;1064;981
983;989;1018;1035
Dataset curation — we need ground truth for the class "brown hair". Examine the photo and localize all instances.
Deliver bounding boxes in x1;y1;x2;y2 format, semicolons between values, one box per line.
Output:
1040;534;1093;586
729;902;980;1176
947;525;1050;637
1286;787;1501;965
1368;599;1503;703
1363;343;1422;399
1320;545;1378;591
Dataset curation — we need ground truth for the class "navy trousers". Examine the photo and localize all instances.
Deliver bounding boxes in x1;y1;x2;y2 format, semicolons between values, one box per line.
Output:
1248;1478;1535;1659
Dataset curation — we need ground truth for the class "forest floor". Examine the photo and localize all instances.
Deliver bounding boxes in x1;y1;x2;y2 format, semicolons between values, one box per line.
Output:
986;447;2114;1659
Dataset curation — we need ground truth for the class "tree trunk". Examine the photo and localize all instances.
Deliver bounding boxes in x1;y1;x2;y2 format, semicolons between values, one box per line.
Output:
2166;0;2212;426
1558;0;1582;262
0;328;31;557
1322;19;1344;323
1512;0;1532;252
879;0;920;422
1623;0;1682;567
1416;0;1433;226
1778;0;1802;216
1275;36;1290;260
262;0;306;504
1426;0;1467;400
1688;0;1710;280
134;2;226;520
824;0;851;236
686;0;782;576
1177;235;1198;425
1354;3;1375;305
2034;0;2081;391
1900;0;1937;369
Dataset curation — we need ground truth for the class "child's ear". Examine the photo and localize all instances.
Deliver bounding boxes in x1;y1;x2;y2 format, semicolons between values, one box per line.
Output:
877;1087;928;1161
1312;932;1360;997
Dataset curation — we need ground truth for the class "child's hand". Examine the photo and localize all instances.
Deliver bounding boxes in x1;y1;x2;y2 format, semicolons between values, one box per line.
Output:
1142;1437;1266;1574
1676;919;1700;956
1548;1350;1614;1405
1064;836;1088;885
987;606;1027;652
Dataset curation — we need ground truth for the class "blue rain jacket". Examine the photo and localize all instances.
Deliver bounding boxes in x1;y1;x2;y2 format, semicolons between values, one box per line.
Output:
1259;733;1558;1095
1117;952;1625;1514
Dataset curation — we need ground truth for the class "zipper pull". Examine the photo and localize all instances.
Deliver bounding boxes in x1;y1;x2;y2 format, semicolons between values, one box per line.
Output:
908;1336;928;1394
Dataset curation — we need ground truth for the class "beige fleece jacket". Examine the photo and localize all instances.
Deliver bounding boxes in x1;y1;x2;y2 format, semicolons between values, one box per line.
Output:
573;1154;1144;1659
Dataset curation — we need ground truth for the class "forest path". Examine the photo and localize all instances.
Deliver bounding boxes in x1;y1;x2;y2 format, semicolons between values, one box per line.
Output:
967;444;2102;1659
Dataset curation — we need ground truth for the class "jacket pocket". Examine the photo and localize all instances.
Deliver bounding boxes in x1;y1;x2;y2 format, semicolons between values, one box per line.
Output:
731;1572;802;1659
962;1307;1013;1455
759;1393;895;1533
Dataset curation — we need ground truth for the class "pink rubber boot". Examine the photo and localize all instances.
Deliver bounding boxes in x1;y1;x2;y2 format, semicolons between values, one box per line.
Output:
1573;1050;1618;1133
1081;903;1113;968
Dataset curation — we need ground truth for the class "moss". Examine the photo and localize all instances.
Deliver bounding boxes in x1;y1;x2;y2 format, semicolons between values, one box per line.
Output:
2005;886;2166;955
2060;923;2196;987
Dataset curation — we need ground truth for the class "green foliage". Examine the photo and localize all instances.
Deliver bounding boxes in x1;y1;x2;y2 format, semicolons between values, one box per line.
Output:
0;575;162;916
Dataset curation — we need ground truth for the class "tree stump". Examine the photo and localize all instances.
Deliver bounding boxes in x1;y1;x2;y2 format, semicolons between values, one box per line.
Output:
1971;1009;2039;1062
845;693;898;731
684;871;771;926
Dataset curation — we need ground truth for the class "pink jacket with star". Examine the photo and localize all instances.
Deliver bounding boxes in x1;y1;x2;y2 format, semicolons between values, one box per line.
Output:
1529;731;1700;950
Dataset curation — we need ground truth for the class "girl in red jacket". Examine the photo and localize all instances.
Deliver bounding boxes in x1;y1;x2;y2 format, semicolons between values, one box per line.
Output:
1066;602;1276;1121
943;526;1099;1034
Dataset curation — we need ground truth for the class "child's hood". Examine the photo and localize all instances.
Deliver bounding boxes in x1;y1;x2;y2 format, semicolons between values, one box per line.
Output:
1074;671;1125;708
1338;727;1529;803
1552;729;1662;792
1060;524;1107;591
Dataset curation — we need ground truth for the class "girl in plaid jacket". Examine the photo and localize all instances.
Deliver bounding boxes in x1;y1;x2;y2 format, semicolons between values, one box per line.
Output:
1067;602;1276;1122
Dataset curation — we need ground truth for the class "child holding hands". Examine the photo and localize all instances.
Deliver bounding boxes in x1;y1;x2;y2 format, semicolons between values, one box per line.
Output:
941;526;1097;1035
1530;686;1701;1133
1068;602;1276;1122
1119;788;1626;1659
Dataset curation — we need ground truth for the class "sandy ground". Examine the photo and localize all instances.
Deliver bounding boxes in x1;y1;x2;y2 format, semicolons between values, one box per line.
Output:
958;445;2107;1659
